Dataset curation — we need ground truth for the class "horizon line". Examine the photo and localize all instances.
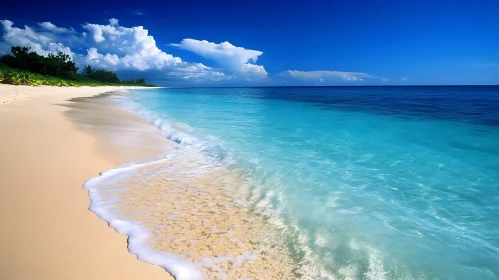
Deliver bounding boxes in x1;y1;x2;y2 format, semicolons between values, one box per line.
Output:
161;84;499;89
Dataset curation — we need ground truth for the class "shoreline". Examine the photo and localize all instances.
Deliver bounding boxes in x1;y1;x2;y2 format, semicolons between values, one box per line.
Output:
1;84;299;279
0;84;174;279
0;84;159;106
84;91;298;279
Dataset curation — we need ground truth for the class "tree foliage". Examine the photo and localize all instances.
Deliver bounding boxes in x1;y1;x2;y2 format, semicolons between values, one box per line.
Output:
1;66;105;87
0;46;155;87
1;46;78;79
83;65;94;76
121;77;147;85
83;67;120;83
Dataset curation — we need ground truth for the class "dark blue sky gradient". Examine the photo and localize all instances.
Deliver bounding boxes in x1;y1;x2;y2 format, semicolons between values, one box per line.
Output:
1;0;499;85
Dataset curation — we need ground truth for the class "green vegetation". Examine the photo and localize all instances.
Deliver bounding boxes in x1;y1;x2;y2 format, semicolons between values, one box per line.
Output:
0;46;155;87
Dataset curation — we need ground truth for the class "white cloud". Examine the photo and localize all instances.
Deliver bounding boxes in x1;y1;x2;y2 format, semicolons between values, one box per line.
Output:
401;77;408;81
0;20;74;58
38;22;74;34
279;70;372;83
382;78;389;82
0;18;376;86
86;47;120;66
80;19;186;71
0;19;233;84
171;39;268;79
109;18;119;26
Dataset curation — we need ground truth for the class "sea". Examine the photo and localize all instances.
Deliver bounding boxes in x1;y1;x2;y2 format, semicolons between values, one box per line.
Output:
84;86;499;280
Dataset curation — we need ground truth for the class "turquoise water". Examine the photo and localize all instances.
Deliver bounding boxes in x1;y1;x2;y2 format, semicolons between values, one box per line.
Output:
123;87;499;279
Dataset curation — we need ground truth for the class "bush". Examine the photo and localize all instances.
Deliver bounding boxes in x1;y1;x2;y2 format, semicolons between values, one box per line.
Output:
88;69;120;83
1;46;155;87
1;46;78;79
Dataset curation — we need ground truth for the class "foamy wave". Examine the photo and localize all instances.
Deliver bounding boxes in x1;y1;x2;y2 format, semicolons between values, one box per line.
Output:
84;152;297;279
84;160;205;280
96;91;351;279
116;95;233;166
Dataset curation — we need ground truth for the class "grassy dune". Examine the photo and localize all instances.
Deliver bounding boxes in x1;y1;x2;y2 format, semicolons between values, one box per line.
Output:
0;66;155;87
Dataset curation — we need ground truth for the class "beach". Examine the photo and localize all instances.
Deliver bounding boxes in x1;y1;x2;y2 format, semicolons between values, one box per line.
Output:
0;85;296;280
2;84;498;280
0;85;174;280
2;1;498;278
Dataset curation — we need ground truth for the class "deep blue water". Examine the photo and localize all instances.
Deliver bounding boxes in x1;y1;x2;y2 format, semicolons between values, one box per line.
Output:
125;86;499;279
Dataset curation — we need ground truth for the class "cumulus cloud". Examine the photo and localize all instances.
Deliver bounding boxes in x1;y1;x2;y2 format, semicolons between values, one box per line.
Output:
0;20;74;58
171;39;268;79
278;70;373;83
80;18;188;71
0;18;234;84
38;22;75;34
0;18;377;86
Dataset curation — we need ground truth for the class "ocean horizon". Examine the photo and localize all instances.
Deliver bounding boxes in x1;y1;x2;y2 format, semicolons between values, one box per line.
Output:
85;85;499;279
167;85;499;88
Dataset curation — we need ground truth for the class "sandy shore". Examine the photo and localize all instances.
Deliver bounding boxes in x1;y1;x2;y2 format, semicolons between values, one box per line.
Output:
0;85;174;279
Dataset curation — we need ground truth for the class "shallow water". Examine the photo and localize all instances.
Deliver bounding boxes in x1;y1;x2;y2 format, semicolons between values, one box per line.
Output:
89;86;499;279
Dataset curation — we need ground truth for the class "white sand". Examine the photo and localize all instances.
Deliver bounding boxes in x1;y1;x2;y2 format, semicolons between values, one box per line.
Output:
0;84;174;280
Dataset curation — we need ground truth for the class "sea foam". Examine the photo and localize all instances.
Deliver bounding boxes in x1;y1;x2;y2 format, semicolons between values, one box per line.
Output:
83;148;297;279
84;161;205;280
87;86;499;279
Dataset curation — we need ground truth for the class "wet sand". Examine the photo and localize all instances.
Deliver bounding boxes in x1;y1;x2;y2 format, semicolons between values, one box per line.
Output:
0;85;174;280
79;94;298;279
0;84;298;279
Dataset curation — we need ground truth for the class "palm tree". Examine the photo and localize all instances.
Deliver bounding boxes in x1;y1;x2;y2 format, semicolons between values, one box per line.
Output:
83;65;94;77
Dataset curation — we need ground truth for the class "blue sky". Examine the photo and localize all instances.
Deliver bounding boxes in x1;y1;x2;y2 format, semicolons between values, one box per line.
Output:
1;0;499;86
